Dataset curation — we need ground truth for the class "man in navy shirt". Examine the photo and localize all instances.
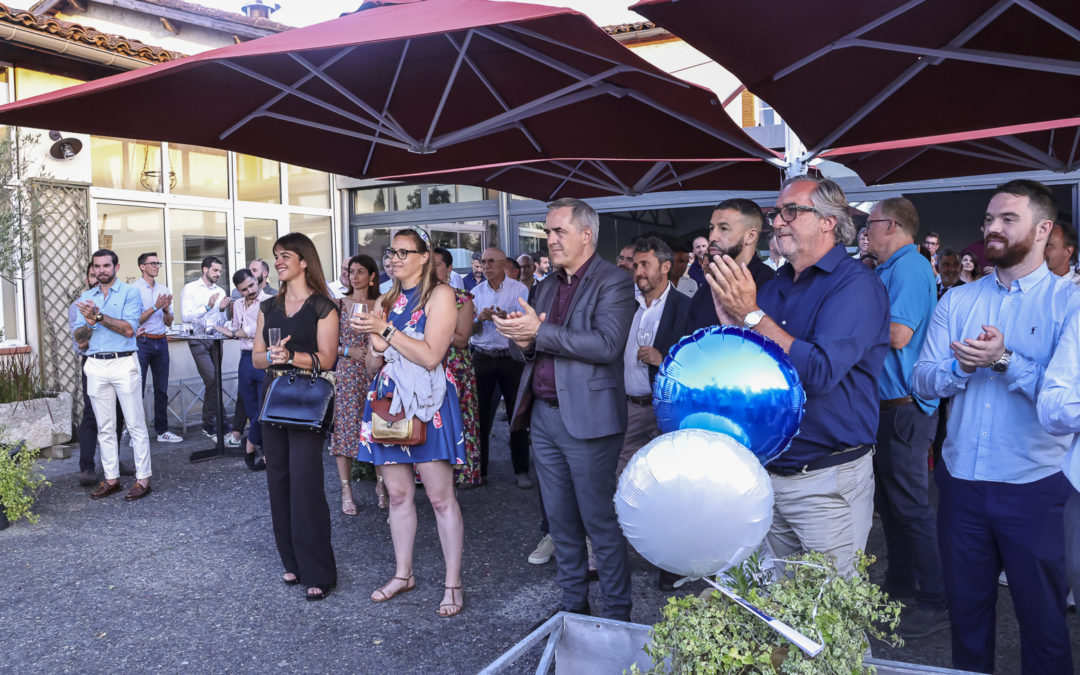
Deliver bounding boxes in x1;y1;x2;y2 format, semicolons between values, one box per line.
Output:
688;198;775;332
709;176;889;577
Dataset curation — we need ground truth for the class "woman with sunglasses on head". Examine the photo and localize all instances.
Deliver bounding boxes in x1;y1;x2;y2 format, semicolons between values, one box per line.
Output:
327;254;387;514
253;232;339;602
354;227;467;618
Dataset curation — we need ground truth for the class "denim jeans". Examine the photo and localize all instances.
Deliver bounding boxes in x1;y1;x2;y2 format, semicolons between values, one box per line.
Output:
137;336;170;435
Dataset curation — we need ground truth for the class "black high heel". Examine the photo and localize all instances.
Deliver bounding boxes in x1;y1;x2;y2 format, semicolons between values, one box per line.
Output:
306;584;334;601
282;573;300;586
245;449;266;471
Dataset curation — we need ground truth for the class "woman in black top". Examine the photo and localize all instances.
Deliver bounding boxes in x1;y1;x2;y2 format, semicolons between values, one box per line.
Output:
253;233;340;601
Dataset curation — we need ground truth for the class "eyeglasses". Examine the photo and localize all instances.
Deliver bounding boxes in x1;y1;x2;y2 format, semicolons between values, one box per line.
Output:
140;261;162;267
866;218;901;230
765;204;818;223
384;247;421;261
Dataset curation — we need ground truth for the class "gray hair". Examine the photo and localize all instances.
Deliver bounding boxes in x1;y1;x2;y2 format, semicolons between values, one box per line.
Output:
632;235;673;267
547;197;600;245
781;175;855;246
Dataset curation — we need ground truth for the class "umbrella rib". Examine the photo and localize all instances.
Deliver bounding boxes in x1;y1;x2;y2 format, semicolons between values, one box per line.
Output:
630;161;671;194
424;29;476;148
363;39;412;175
623;90;775;160
498;162;623;195
1068;127;1080;166
581;159;632;193
429;74;622;149
934;143;1047;170
644;161;739;193
1014;0;1080;43
772;0;928;80
218;46;357;141
259;111;414;150
500;24;691;89
996;135;1066;169
289;52;417;146
549;159;625;191
965;139;1047;165
547;160;587;198
847;39;1080;76
870;146;930;184
444;32;543;154
217;59;413;145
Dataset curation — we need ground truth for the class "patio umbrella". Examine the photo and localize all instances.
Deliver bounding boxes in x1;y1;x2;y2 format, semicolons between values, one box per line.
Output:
379;157;786;200
0;0;775;179
632;0;1080;182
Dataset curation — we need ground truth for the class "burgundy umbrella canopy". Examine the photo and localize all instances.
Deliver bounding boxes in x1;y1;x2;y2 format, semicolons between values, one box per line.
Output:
381;157;786;199
632;0;1080;183
0;0;774;181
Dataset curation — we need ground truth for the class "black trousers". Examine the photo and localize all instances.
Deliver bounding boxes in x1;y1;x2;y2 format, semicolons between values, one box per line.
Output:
262;422;336;587
474;352;529;476
77;355;124;473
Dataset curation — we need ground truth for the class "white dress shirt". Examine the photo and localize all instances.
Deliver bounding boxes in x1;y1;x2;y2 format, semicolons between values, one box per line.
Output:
449;271;465;290
134;277;172;334
675;274;697;298
180;278;227;326
623;283;672;397
231;291;270;350
328;280;348;299
470;277;529;351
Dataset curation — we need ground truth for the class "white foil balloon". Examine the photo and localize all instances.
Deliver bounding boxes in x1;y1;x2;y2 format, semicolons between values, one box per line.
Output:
616;429;774;578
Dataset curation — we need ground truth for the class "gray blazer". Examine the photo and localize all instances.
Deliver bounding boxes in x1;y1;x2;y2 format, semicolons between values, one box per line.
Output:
510;253;637;440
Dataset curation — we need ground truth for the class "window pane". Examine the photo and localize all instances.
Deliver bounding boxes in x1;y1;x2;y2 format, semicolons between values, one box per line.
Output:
355;227;390;276
428;185;454;205
237;154;280;203
1;277;17;342
394;185;422;210
428;184;488;204
169;143;228;199
169;210;229;304
290;214;333;280
97;203;165;287
430;229;458;250
286;164;330;209
518;221;547;257
353;187;391;214
243;218;279;288
91;137;163;192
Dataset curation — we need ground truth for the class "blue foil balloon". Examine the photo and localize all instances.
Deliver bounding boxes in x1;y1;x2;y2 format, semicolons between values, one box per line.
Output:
653;326;805;465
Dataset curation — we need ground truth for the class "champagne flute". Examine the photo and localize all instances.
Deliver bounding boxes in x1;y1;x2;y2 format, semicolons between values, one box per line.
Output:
638;327;654;348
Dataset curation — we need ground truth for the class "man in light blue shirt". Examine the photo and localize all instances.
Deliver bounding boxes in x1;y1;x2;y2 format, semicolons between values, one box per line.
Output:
865;197;946;640
912;180;1078;674
73;249;154;502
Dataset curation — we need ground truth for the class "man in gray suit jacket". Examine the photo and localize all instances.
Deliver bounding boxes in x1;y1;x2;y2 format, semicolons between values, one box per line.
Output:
496;198;637;620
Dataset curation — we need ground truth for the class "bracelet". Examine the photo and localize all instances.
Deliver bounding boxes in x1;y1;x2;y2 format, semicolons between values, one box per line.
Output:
344;345;350;358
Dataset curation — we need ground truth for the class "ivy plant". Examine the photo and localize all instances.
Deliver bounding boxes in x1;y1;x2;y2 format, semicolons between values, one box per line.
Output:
634;551;902;674
0;437;50;524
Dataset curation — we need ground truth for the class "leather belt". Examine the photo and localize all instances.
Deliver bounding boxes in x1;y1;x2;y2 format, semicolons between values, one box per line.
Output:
142;333;167;339
627;394;652;406
880;396;913;410
472;346;513;359
767;444;873;477
89;351;135;360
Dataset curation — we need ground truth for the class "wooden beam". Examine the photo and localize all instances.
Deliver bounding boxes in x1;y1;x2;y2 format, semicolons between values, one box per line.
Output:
159;17;179;34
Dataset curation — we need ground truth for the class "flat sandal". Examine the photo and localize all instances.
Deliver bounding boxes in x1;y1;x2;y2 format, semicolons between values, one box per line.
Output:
438;585;464;618
371;574;415;603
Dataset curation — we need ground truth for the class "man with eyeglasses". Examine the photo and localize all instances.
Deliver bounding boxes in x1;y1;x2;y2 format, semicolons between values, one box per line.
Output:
134;252;183;444
471;247;532;488
708;175;890;579
616;244;635;274
863;199;946;640
688;198;775;332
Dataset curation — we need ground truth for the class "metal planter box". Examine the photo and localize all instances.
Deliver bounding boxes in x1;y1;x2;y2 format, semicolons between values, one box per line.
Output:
480;612;974;675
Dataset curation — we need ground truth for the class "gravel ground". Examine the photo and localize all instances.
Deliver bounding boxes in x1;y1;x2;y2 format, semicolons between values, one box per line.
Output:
2;410;1078;673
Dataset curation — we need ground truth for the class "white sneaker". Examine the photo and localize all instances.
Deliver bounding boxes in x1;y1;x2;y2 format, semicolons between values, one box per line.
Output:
528;534;555;565
225;435;242;448
157;431;183;443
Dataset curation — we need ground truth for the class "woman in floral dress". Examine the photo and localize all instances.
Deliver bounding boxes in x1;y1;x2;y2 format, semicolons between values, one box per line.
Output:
327;254;380;514
432;247;481;487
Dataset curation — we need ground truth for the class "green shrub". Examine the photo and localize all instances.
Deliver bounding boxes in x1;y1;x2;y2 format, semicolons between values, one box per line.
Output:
0;439;50;523
635;551;902;674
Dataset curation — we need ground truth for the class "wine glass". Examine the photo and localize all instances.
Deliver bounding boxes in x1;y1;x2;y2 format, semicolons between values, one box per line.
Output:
638;327;654;348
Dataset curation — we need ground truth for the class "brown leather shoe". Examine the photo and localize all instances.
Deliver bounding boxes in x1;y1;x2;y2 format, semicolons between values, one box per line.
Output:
125;481;152;501
91;480;123;499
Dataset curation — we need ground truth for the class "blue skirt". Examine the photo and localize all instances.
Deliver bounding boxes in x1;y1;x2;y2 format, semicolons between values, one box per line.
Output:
358;369;466;466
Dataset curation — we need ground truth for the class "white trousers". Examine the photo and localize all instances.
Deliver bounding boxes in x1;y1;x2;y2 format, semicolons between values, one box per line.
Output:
84;354;152;480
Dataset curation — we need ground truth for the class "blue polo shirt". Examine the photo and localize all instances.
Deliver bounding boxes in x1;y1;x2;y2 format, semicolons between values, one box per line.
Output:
758;245;890;471
875;244;939;415
72;280;141;354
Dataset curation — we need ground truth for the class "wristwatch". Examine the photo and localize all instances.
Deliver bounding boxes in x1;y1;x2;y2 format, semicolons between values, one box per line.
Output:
990;349;1013;373
382;325;396;341
743;309;766;329
94;312;104;323
285;348;295;367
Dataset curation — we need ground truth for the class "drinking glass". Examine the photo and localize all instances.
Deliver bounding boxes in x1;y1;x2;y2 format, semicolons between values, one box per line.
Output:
268;327;282;347
352;302;369;318
638;328;654;347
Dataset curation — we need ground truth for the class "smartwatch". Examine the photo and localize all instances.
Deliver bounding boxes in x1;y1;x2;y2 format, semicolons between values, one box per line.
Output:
382;325;396;341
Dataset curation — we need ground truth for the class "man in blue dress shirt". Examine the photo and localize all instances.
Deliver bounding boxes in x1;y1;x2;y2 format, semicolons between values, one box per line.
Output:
865;198;947;640
913;179;1078;674
73;249;154;501
708;175;889;578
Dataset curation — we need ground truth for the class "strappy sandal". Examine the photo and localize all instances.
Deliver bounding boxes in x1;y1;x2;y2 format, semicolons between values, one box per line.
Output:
341;479;357;515
375;475;389;510
306;584;333;602
282;573;299;586
438;585;464;618
371;574;415;603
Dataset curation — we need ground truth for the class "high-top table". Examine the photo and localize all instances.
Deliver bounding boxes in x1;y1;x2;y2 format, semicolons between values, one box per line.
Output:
169;331;241;463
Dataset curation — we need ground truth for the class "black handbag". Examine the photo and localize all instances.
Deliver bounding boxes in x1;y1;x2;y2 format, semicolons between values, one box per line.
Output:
259;353;335;434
